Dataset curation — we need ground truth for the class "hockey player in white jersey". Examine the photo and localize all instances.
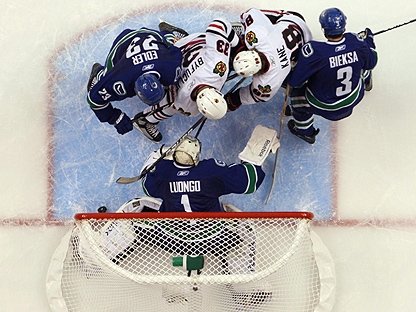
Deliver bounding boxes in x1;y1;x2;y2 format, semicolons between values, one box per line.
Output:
134;19;241;142
226;8;313;111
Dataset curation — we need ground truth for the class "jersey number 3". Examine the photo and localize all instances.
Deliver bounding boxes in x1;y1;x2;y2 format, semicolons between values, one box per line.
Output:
336;66;353;96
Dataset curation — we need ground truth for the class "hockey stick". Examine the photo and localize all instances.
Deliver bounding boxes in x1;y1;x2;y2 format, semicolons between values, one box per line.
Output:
116;116;207;184
195;117;207;138
264;86;290;205
131;102;173;123
226;76;247;94
374;18;416;35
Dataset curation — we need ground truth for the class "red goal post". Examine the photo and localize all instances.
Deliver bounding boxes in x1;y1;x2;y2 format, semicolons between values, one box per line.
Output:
47;210;330;312
75;210;314;220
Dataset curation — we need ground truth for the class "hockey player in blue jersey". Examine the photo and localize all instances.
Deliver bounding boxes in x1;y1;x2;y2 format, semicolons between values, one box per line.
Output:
141;125;279;212
286;8;378;144
86;27;183;135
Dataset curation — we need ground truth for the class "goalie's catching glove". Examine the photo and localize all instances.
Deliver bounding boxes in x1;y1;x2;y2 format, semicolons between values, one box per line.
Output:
140;145;174;174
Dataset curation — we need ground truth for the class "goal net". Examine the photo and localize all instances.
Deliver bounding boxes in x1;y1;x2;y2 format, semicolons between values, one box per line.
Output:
47;208;322;311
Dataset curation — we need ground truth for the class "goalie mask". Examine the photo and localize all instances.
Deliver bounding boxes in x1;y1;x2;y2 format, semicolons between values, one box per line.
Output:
196;87;227;120
134;73;165;106
233;50;262;77
173;136;201;166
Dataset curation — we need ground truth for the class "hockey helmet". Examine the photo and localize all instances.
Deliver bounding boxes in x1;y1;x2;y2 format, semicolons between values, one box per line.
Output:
134;73;165;106
173;135;201;166
196;87;227;120
319;8;347;36
233;50;262;77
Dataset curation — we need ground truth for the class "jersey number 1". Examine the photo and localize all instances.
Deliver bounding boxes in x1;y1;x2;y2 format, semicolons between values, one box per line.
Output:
181;194;192;212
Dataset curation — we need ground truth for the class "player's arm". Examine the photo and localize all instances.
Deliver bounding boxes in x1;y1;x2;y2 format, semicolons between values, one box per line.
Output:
286;42;317;88
221;162;265;194
358;29;378;70
206;18;240;48
87;74;133;135
141;148;173;198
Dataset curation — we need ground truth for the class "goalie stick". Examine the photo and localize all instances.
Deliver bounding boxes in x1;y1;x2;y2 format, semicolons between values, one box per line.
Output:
264;86;290;205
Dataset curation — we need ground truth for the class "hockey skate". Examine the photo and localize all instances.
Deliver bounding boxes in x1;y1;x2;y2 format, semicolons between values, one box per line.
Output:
87;63;102;91
287;119;320;144
133;115;162;142
158;19;189;40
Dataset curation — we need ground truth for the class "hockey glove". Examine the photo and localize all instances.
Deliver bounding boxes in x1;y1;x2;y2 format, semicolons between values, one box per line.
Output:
225;90;242;111
358;28;373;40
113;112;133;135
107;108;133;135
140;145;173;174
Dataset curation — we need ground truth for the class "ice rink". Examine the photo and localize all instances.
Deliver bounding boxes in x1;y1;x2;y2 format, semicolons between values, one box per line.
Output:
1;0;416;311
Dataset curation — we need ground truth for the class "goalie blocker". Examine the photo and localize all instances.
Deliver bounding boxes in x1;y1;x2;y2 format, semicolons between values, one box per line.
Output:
239;125;279;166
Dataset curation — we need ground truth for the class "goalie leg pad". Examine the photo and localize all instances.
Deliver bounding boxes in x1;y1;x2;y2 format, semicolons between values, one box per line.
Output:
238;125;279;166
117;197;162;213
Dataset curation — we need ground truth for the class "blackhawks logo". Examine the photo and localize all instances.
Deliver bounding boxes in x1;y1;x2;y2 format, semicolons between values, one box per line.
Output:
246;31;258;46
258;84;272;93
213;61;227;77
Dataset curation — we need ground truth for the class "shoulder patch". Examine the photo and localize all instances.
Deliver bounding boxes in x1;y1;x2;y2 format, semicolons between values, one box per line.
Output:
245;31;258;46
213;61;227;77
301;43;314;58
214;159;226;167
258;84;272;93
113;81;127;95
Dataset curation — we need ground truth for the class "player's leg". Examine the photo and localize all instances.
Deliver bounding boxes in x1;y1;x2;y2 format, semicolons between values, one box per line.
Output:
287;87;320;144
133;103;178;142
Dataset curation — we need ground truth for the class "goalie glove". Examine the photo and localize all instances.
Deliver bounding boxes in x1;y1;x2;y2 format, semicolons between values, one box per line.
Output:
140;145;174;174
238;125;279;166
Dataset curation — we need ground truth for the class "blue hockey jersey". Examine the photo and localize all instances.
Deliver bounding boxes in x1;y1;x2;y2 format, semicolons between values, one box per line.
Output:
142;159;265;212
287;32;377;120
87;28;183;108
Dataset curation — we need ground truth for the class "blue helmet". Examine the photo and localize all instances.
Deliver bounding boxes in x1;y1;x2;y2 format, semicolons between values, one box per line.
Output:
319;8;347;36
134;74;164;106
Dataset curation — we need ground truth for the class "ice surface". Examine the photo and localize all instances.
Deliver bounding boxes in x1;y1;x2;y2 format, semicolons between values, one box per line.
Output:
1;0;416;311
51;8;334;219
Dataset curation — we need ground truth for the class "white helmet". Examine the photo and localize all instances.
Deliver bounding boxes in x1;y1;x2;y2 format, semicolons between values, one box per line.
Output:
196;87;227;120
173;135;201;166
233;50;262;77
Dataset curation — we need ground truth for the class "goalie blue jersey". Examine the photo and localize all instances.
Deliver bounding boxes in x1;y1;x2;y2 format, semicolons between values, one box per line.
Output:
142;159;265;212
88;28;182;108
287;32;377;120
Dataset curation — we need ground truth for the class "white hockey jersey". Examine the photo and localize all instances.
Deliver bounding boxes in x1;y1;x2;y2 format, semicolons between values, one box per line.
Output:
169;19;240;116
238;8;313;105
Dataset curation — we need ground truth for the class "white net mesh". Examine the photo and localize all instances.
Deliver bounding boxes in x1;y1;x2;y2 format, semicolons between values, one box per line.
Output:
53;212;320;312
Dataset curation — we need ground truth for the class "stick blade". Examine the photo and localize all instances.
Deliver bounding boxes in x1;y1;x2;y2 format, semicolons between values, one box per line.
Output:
116;176;141;184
